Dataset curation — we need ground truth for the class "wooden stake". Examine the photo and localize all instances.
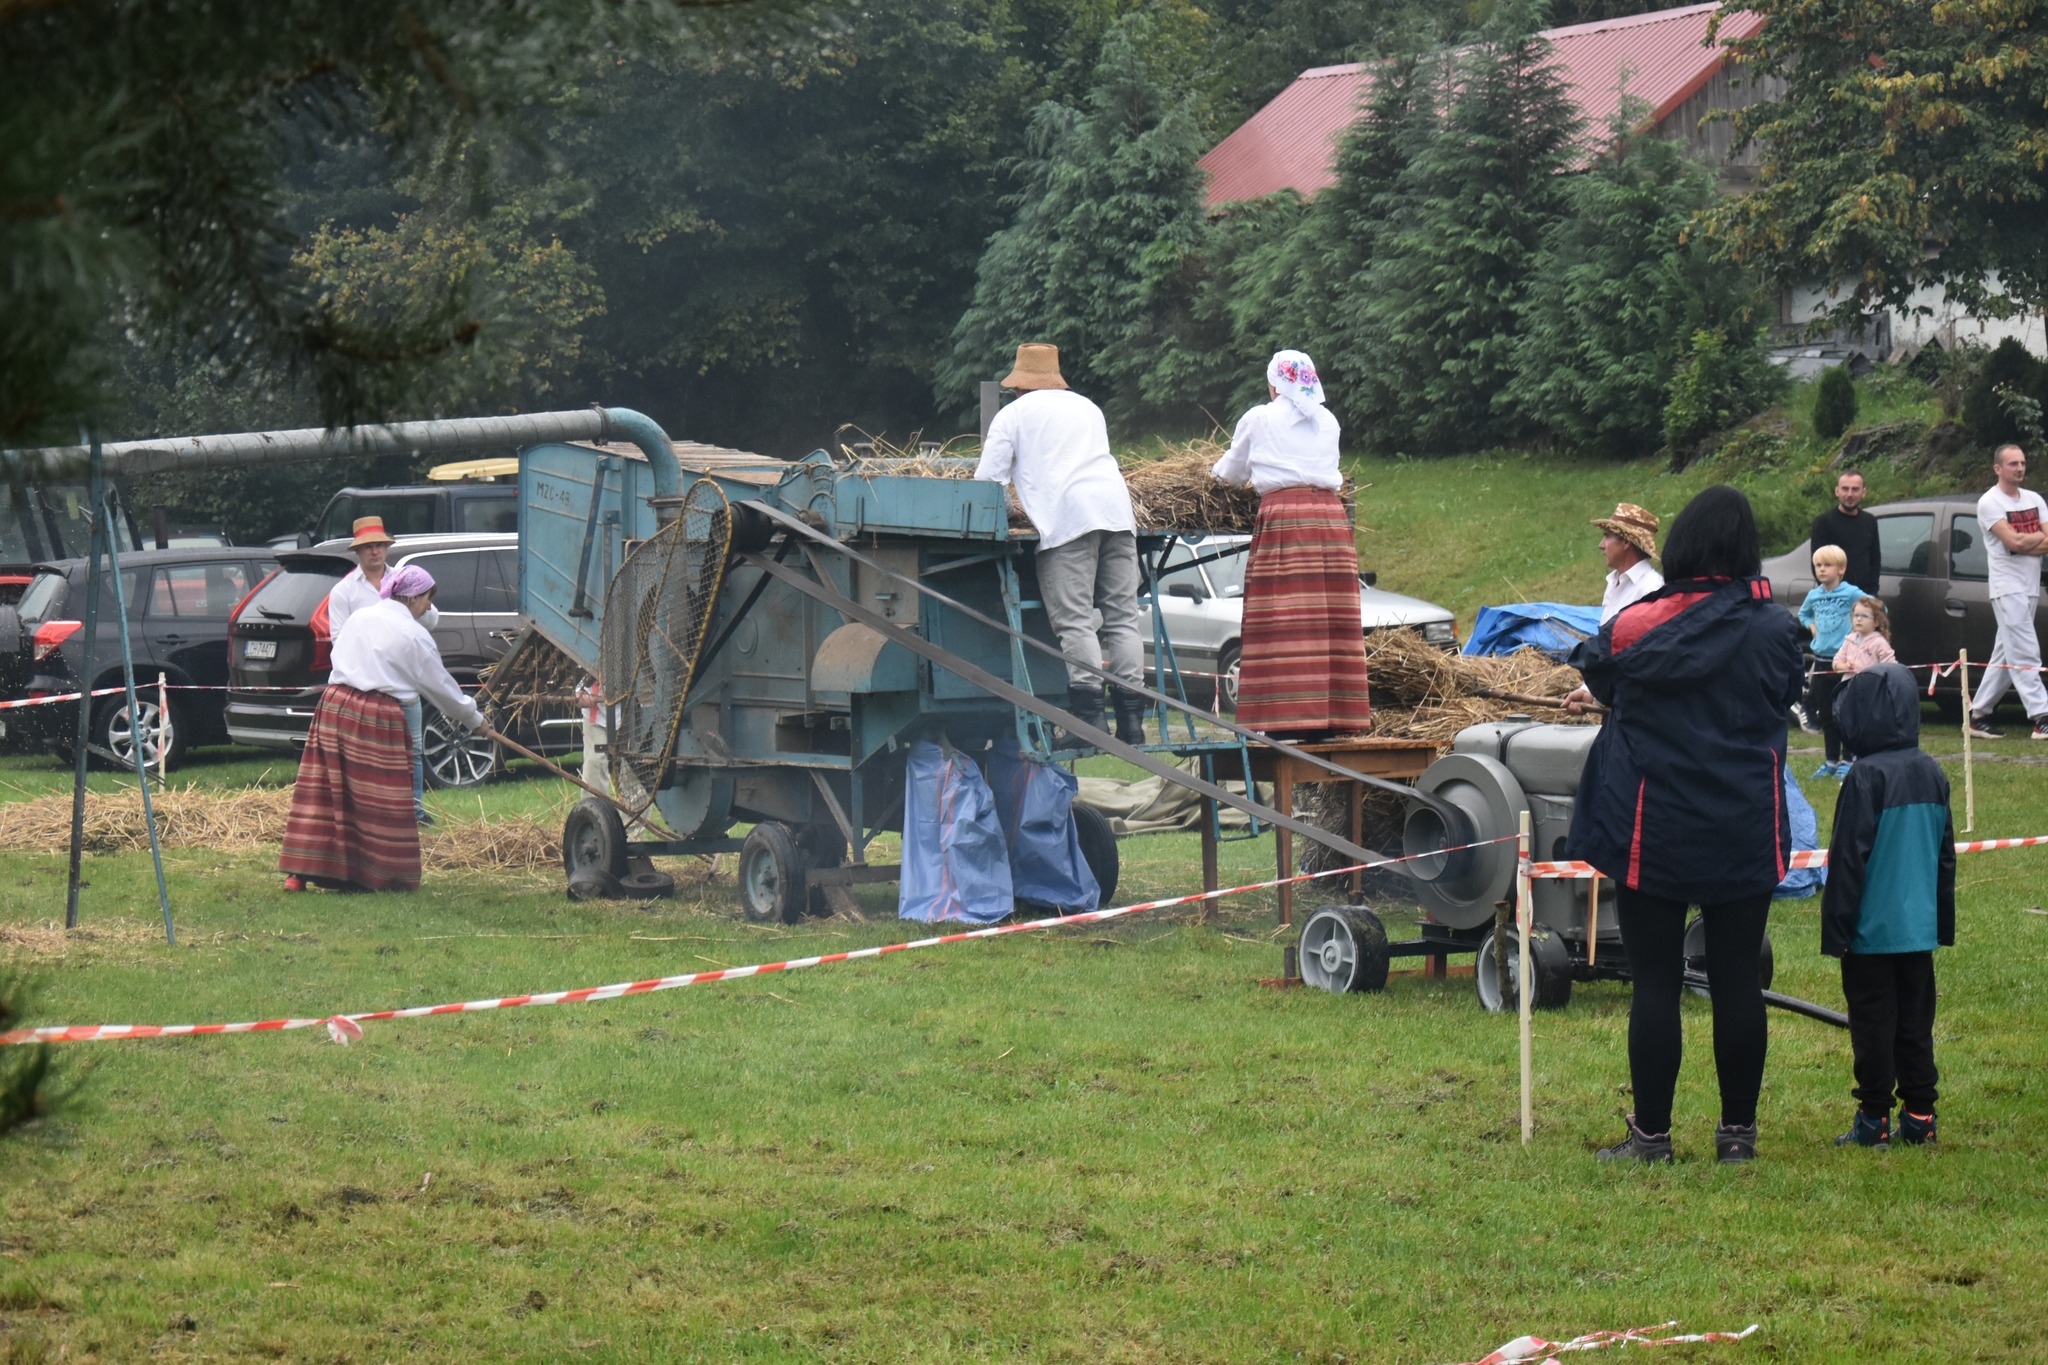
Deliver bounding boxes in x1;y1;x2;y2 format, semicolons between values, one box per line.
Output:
1959;649;1975;833
1517;808;1534;1147
156;671;169;792
1585;875;1599;969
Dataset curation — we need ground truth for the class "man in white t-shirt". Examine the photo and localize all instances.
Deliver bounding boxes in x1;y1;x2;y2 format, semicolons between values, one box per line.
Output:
974;343;1144;744
1966;444;2048;740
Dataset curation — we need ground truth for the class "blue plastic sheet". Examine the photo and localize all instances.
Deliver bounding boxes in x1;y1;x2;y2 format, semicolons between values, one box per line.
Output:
987;742;1100;912
899;742;1014;924
1775;762;1827;899
1463;602;1603;659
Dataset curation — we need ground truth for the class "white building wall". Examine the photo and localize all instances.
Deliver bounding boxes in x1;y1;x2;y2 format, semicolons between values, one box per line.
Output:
1785;275;2046;359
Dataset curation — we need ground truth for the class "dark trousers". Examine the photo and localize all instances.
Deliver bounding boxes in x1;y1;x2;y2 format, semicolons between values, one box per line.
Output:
1840;951;1939;1117
1807;655;1843;762
1616;887;1772;1134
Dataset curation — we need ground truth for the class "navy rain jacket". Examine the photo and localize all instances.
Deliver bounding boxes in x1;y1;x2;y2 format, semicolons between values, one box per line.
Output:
1821;663;1956;957
1565;577;1806;903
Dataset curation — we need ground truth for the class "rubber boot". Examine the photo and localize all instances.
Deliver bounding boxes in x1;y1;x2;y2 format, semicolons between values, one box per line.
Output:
1056;682;1106;749
1111;686;1148;746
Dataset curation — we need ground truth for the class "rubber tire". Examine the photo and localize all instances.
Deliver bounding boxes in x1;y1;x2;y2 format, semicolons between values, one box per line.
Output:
1475;925;1574;1013
1683;916;1777;997
90;693;184;772
1216;643;1241;713
618;870;676;901
739;822;808;924
562;798;630;880
1298;903;1390;994
567;867;624;902
1071;802;1120;908
423;710;501;789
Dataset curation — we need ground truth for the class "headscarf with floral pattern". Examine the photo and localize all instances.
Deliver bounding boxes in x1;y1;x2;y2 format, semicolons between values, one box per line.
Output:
1267;349;1325;422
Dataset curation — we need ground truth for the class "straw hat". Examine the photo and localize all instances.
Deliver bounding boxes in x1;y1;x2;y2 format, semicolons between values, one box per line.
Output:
1000;343;1069;391
1592;503;1658;559
349;515;395;549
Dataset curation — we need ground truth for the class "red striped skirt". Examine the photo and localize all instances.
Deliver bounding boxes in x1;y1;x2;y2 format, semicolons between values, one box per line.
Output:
1237;486;1371;735
279;685;422;891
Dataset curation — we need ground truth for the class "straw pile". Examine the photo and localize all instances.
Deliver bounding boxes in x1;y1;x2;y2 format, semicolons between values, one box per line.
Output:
837;429;1345;535
1362;631;1593;746
0;788;568;873
480;629;587;729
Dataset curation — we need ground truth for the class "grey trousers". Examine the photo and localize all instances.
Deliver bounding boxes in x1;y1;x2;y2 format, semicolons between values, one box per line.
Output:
1037;530;1143;689
1970;591;2048;719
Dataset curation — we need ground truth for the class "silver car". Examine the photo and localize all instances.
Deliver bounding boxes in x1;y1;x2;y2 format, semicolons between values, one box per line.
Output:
1141;533;1459;709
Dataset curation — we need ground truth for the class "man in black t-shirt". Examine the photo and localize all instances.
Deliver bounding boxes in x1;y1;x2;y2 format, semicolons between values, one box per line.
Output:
1811;469;1883;594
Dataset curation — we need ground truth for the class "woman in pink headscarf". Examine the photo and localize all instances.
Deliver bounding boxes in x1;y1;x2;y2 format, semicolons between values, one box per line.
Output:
1210;349;1370;740
279;564;499;892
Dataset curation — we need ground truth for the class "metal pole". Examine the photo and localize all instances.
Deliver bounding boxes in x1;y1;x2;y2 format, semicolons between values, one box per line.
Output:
63;440;107;929
101;497;174;944
1517;808;1534;1147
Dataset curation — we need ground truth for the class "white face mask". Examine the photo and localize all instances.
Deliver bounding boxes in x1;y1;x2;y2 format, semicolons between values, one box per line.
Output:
418;605;440;630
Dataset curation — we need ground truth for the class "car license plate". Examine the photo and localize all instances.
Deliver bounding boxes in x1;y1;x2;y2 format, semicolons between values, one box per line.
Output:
245;639;276;660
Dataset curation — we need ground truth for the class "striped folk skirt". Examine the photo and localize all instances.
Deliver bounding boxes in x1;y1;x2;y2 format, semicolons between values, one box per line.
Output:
279;685;422;891
1236;486;1371;735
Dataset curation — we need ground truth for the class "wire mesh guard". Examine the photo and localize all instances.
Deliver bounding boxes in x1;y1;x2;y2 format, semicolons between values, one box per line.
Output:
598;480;733;806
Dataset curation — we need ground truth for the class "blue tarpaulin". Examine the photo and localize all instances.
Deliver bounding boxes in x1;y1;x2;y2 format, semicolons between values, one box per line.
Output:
1462;602;1603;659
899;742;1014;924
987;743;1100;912
1776;763;1826;899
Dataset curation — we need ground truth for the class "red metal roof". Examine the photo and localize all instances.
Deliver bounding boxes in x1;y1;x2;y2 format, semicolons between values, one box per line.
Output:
1198;2;1767;208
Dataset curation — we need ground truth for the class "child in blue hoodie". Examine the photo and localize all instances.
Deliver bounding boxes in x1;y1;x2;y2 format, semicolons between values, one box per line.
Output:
1800;544;1865;777
1822;663;1956;1148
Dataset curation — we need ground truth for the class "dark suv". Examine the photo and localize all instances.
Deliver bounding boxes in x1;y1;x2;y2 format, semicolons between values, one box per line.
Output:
283;483;519;548
226;532;574;785
6;547;278;767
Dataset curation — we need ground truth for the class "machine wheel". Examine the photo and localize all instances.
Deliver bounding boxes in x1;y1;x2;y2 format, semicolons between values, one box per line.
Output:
562;798;630;881
1683;916;1776;997
424;711;501;789
1298;904;1390;994
1216;643;1241;713
739;822;807;924
618;870;676;901
1475;924;1574;1013
90;693;184;772
1071;802;1120;908
567;867;624;902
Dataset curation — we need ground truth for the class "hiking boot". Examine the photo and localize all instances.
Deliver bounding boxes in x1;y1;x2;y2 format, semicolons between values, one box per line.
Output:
1834;1109;1890;1149
1054;683;1106;749
1966;714;2005;740
1896;1109;1937;1146
1110;686;1149;746
1596;1115;1674;1165
1715;1121;1759;1164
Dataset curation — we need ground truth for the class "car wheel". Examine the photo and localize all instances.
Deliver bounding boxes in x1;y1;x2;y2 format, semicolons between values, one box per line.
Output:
423;710;502;789
1217;643;1241;713
91;694;185;772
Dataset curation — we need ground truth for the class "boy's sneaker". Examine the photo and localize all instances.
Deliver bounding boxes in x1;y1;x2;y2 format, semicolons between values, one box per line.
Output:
1812;761;1837;779
1966;714;2005;740
1596;1115;1674;1165
1834;1110;1890;1149
1791;702;1818;735
1896;1109;1937;1146
1715;1121;1759;1164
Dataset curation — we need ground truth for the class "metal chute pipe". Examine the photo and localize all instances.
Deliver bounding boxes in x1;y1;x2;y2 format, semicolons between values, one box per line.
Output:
2;406;677;483
740;548;1416;880
1682;972;1850;1029
741;500;1462;824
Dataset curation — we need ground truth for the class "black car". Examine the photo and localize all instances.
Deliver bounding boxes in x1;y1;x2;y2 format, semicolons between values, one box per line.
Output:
227;532;575;785
268;482;520;550
6;547;278;767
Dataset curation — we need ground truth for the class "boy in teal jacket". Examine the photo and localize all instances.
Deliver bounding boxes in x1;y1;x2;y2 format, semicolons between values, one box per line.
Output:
1822;664;1956;1148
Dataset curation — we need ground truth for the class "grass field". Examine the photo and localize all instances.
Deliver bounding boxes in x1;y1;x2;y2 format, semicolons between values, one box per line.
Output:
7;396;2048;1362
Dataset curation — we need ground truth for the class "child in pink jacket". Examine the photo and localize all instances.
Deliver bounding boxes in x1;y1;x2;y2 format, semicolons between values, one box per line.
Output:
1828;598;1898;776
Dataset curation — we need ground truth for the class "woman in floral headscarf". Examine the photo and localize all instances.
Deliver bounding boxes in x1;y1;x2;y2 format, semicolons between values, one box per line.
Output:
1210;349;1369;740
279;564;498;892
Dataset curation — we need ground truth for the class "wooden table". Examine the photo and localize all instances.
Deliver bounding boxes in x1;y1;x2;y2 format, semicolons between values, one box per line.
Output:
1191;737;1436;924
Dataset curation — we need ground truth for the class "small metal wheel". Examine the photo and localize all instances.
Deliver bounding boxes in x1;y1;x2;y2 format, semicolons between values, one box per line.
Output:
1298;903;1390;994
1683;916;1776;997
1071;802;1120;908
424;711;501;789
618;870;676;901
739;822;808;924
562;798;629;881
1475;924;1574;1013
91;694;182;771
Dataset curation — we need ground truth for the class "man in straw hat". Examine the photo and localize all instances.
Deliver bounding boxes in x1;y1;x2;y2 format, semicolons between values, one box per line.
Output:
1565;504;1663;715
1594;502;1663;626
325;515;396;637
974;343;1146;744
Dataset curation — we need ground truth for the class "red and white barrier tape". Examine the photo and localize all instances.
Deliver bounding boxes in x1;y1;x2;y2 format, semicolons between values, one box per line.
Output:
0;834;1519;1048
1525;833;2048;881
1454;1321;1757;1365
0;686;127;710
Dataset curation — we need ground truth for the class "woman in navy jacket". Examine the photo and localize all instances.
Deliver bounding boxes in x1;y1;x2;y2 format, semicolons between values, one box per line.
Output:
1565;486;1806;1165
